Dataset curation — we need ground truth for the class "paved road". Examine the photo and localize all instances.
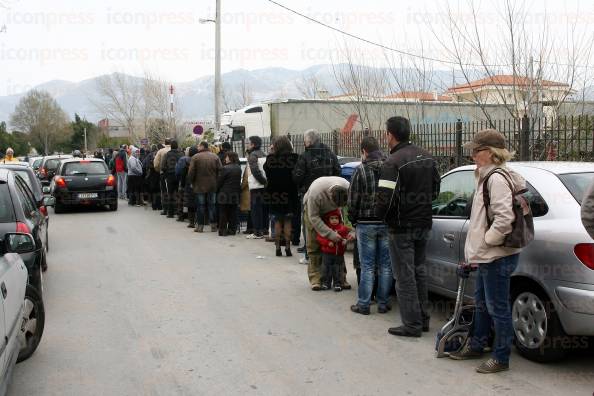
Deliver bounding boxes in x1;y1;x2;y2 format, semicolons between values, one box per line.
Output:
8;204;594;395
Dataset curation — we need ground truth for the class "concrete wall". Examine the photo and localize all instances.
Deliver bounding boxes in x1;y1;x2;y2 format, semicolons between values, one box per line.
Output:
269;99;512;136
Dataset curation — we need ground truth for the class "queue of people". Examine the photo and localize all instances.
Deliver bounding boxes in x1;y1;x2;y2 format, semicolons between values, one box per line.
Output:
110;115;524;375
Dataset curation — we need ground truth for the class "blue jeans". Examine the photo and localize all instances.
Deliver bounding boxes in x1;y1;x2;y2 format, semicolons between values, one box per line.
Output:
469;254;520;364
195;192;216;225
357;224;393;308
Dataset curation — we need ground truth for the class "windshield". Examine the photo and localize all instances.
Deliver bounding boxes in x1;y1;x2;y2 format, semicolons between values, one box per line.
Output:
558;172;594;204
32;158;42;169
63;161;108;176
45;159;62;171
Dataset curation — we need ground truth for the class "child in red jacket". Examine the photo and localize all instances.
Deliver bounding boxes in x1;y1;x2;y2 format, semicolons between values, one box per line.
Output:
316;208;352;291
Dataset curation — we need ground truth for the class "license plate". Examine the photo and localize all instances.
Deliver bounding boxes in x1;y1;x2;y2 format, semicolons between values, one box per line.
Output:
78;193;98;199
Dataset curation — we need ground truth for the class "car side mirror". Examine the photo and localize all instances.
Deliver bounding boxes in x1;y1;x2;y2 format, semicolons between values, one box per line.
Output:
43;196;55;207
4;233;36;254
42;186;50;194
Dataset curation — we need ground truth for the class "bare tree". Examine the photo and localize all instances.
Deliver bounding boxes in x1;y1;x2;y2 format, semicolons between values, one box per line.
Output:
296;73;329;99
432;0;591;121
91;73;143;140
10;90;71;155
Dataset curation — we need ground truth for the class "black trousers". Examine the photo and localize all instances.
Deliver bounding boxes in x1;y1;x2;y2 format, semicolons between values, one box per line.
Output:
218;204;238;235
159;174;167;212
165;176;179;216
322;253;344;288
127;175;143;205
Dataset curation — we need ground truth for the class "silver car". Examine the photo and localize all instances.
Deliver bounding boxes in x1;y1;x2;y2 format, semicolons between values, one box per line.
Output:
428;162;594;362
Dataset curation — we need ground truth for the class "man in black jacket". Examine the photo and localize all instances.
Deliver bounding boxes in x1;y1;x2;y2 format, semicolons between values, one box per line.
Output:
292;129;341;259
162;140;183;218
376;116;440;337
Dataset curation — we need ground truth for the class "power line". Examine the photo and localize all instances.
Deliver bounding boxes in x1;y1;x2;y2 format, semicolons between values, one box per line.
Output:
264;0;593;70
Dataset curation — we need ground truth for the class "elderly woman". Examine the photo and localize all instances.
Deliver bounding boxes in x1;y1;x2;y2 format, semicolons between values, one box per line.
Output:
449;129;526;374
264;135;299;257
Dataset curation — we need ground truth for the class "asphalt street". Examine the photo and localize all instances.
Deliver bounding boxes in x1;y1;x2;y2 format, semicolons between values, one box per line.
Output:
8;204;594;396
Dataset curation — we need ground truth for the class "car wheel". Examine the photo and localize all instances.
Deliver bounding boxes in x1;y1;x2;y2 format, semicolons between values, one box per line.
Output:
17;284;45;363
512;288;568;362
109;201;118;211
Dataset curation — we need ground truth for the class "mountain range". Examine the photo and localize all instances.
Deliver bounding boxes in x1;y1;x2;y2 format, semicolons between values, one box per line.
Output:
1;64;591;125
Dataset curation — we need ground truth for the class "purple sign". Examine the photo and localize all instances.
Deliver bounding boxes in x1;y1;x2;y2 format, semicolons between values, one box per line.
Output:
193;125;204;135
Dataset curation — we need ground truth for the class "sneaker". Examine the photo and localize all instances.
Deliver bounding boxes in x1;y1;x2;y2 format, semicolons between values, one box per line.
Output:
321;284;329;290
245;234;258;239
449;342;483;360
334;285;342;292
299;257;309;265
350;304;370;315
297;246;306;253
476;358;509;374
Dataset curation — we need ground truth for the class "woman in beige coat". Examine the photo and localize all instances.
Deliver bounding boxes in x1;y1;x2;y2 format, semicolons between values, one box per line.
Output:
449;129;526;374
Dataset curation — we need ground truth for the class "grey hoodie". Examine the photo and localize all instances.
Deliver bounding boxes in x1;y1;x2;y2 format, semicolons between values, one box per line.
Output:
464;164;526;264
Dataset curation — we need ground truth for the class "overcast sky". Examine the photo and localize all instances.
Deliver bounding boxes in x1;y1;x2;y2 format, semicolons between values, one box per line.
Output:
1;0;593;95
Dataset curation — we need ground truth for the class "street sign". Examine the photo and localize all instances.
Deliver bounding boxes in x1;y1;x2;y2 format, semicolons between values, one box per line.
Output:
193;125;204;135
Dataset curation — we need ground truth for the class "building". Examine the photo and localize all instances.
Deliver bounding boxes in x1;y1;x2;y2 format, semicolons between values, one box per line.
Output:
97;118;131;139
383;91;454;103
446;75;573;117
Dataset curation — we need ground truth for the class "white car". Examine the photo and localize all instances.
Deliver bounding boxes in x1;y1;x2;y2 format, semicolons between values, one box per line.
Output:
0;233;45;396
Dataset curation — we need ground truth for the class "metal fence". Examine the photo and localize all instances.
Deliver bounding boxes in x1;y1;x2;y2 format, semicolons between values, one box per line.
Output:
230;115;594;174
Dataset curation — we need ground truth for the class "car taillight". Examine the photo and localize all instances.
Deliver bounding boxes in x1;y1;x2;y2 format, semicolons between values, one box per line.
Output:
574;244;594;270
106;175;115;187
16;221;30;234
40;206;48;217
55;177;67;188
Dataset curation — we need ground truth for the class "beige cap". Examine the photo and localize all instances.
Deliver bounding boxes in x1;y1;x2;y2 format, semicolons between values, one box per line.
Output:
463;129;506;151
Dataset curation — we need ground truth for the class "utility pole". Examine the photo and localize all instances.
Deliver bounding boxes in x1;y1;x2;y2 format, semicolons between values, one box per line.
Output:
214;0;222;135
84;127;87;154
200;0;222;136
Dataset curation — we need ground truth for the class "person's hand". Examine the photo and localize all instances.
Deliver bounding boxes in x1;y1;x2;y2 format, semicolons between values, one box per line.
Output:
346;232;356;241
328;241;334;247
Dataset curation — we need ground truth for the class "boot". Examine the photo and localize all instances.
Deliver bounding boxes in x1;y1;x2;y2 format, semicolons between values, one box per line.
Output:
194;225;204;233
210;223;218;233
285;240;292;257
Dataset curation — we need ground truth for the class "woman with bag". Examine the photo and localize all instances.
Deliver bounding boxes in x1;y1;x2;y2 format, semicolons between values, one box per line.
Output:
449;129;529;374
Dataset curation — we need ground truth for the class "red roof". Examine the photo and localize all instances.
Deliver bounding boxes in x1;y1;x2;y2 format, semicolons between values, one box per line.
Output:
385;91;453;102
447;75;569;93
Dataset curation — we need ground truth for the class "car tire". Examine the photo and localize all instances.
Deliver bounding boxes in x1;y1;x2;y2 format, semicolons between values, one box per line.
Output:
109;201;118;211
45;223;49;253
54;200;64;214
30;264;43;299
17;284;45;363
512;287;568;363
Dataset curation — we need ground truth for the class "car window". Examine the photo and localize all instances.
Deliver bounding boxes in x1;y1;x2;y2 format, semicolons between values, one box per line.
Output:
0;182;16;223
63;161;108;175
558;172;594;204
524;182;548;217
14;170;33;189
45;159;61;171
32;158;42;169
433;171;475;217
14;177;37;219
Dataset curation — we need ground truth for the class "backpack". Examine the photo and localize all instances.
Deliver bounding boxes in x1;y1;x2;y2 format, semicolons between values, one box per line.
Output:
482;168;534;249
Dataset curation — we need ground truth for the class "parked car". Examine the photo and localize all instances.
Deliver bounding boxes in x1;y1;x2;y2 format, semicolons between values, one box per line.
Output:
0;163;51;255
428;162;594;362
0;169;52;295
340;161;361;182
28;156;43;172
50;158;117;213
0;233;45;395
37;154;72;186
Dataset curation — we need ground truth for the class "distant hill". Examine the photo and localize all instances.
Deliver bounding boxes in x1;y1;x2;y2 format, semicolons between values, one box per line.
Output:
0;65;470;124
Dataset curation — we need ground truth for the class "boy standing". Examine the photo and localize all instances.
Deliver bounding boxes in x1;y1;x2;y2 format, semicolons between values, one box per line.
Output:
316;209;351;291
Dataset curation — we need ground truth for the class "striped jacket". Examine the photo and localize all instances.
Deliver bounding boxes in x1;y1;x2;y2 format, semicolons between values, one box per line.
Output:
347;150;385;225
